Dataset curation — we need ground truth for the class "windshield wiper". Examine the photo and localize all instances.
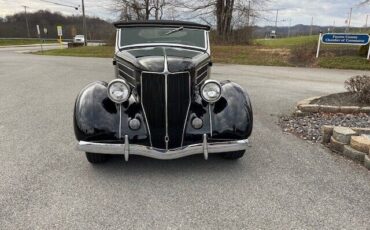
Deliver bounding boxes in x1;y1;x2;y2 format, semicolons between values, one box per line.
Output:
165;26;184;35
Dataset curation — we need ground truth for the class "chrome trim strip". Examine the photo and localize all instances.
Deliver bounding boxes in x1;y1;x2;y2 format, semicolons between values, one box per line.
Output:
116;61;135;72
196;70;208;82
124;135;129;161
203;134;208;160
118;69;135;81
196;68;208;79
195;63;208;76
197;76;207;85
117;76;135;88
209;104;213;137
181;72;191;147
77;139;249;160
163;49;169;150
140;74;153;146
119;104;122;139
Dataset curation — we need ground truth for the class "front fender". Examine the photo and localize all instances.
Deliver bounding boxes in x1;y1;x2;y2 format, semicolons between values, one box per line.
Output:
73;81;149;144
212;81;253;139
184;80;253;144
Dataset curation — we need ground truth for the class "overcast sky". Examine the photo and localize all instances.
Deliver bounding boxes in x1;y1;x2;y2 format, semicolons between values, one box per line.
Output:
0;0;369;27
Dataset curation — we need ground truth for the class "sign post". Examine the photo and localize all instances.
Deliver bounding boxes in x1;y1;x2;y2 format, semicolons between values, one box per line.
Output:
316;33;322;58
316;33;370;60
57;25;63;49
36;24;43;54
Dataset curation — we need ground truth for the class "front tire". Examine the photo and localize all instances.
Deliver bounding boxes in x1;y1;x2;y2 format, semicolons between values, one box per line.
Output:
85;152;110;164
221;151;245;160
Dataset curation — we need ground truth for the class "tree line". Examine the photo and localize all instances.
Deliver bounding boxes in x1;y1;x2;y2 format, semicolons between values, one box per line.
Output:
113;0;268;44
0;10;114;40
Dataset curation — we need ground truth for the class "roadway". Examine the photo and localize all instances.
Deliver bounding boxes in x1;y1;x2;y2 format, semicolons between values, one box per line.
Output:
0;46;369;229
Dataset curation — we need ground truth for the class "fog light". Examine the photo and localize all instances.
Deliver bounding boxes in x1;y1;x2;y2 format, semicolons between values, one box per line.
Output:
129;118;141;130
192;117;203;129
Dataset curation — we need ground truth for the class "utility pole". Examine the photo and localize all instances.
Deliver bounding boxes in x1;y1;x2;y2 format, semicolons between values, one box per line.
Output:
81;0;87;46
366;15;369;30
22;5;30;38
274;9;279;29
346;7;352;33
288;18;292;37
310;16;313;36
246;1;251;27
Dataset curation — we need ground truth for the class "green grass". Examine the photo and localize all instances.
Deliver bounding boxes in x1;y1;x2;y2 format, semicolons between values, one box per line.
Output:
32;37;370;71
318;56;370;70
0;39;57;46
212;45;292;66
255;36;318;48
36;45;291;66
36;45;115;58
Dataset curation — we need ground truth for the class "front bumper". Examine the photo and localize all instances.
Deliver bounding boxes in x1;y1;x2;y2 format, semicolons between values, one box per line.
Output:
77;134;249;161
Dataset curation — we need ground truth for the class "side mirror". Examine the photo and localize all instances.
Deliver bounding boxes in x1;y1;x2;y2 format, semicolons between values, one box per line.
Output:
113;60;117;66
208;61;213;67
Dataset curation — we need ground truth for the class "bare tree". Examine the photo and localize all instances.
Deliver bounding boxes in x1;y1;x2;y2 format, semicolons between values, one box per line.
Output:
173;0;268;41
115;0;167;21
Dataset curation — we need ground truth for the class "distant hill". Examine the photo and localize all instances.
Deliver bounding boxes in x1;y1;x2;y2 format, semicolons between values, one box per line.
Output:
253;24;370;38
0;10;115;40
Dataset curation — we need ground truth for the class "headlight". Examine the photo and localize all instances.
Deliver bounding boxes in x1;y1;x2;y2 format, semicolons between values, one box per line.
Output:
200;80;222;103
107;79;131;103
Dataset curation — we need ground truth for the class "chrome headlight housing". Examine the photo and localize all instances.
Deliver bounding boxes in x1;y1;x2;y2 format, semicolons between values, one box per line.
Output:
107;79;131;103
200;80;222;103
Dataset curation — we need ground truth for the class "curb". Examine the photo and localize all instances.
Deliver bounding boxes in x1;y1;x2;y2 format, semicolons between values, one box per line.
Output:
343;145;366;163
364;155;370;170
330;136;345;153
296;96;370;114
323;126;370;170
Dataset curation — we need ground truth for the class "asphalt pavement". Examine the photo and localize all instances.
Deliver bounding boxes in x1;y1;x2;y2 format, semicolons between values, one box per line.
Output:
0;47;369;229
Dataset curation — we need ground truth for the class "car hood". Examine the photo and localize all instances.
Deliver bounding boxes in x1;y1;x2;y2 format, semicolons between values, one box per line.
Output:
116;46;210;73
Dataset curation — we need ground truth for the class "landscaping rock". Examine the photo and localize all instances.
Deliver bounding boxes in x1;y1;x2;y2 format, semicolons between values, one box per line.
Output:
321;125;334;144
299;104;320;113
364;155;370;170
360;107;370;114
319;105;340;113
330;136;345;153
350;136;370;153
343;145;366;163
332;127;357;144
352;128;370;135
340;106;360;114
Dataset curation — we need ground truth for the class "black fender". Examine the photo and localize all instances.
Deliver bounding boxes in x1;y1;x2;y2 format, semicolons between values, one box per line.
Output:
73;81;149;145
184;80;253;144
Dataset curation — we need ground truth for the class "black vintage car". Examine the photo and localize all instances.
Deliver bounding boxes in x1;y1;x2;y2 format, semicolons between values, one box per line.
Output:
74;20;253;163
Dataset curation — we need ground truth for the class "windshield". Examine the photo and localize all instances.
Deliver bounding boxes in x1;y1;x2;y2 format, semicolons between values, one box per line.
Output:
120;27;206;49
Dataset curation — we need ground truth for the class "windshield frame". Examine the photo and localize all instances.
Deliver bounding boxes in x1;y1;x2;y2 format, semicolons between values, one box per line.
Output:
117;27;208;52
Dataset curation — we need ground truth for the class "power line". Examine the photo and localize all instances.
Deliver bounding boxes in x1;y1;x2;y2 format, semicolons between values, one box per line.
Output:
36;0;79;10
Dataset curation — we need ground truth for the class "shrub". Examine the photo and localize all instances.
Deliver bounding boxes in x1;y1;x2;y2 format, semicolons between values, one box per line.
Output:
344;75;370;104
289;40;317;66
359;44;369;57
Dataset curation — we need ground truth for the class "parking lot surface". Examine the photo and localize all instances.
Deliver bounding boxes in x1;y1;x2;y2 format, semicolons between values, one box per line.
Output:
0;48;369;229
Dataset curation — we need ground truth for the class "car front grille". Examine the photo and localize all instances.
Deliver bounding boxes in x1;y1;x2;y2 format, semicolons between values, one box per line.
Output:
141;72;190;149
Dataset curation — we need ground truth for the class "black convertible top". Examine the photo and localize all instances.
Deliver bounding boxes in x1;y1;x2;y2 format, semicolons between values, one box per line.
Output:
113;20;211;31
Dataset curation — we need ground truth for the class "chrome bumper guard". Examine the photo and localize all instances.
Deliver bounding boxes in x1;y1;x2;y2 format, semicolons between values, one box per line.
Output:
77;134;249;161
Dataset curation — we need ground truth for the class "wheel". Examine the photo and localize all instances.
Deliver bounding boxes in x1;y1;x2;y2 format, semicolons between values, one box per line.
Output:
85;152;110;164
221;151;245;160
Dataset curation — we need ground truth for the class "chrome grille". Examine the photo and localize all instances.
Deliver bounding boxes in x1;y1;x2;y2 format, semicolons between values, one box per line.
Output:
141;72;190;149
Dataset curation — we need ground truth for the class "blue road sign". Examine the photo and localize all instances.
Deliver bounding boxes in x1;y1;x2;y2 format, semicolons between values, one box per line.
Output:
322;33;370;45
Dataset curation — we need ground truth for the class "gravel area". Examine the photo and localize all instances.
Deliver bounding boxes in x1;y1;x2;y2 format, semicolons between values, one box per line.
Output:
279;113;370;143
